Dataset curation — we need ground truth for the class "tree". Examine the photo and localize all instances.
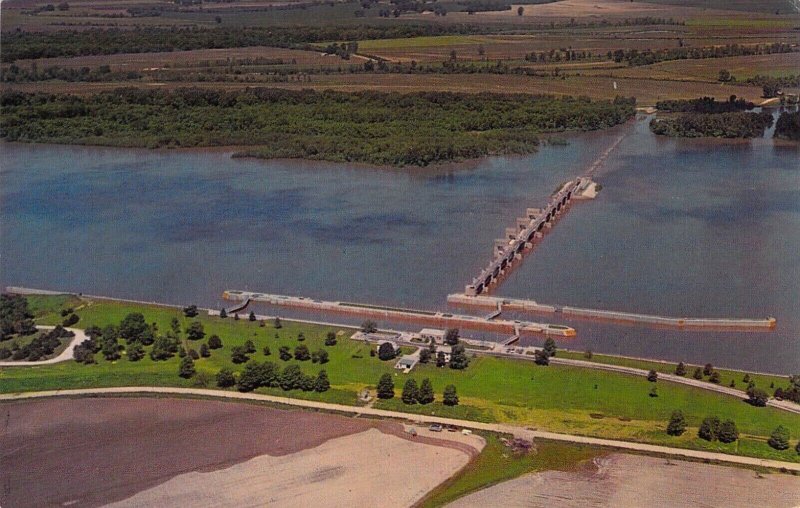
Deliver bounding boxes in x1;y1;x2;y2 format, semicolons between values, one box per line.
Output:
280;364;304;390
244;339;256;354
325;331;337;346
315;370;330;392
263;345;271;356
768;425;790;450
294;344;310;361
443;384;459;406
717;420;739;443
249;311;256;321
402;379;419;404
312;349;329;364
230;346;249;364
436;351;447;367
279;345;292;361
692;367;703;380
419;348;432;364
360;320;377;333
698;416;721;441
763;83;780;98
183;305;198;317
709;371;721;384
119;313;148;343
534;349;550;366
377;373;394;399
718;69;731;82
179;356;196;379
743;373;751;383
189;348;199;360
449;343;469;370
649;386;658;397
216;368;235;387
666;410;687;436
101;336;121;361
219;308;227;319
170;317;181;336
208;335;222;349
185;321;205;341
199;343;210;358
444;328;459;346
542;338;557;357
127;341;145;361
703;363;714;376
237;361;264;392
273;317;282;328
747;388;769;407
378;342;396;361
297;332;305;342
795;440;800;455
517;5;524;16
418;378;434;404
675;362;687;376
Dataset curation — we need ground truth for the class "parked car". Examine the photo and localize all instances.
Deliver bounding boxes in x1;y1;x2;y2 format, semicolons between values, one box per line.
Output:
429;424;443;432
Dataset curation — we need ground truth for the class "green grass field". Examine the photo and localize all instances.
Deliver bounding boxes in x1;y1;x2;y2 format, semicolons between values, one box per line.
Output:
1;295;798;463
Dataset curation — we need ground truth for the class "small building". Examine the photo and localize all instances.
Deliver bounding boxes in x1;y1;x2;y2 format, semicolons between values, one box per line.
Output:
395;355;418;372
419;328;445;345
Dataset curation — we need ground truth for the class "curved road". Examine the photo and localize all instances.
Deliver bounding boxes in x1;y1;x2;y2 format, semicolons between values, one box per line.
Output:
0;327;86;367
1;386;798;472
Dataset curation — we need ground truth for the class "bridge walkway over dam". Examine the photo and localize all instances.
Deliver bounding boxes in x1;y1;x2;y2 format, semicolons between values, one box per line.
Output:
465;177;597;296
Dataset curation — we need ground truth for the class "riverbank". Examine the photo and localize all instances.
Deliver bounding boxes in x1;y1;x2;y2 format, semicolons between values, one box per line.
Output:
2;293;798;464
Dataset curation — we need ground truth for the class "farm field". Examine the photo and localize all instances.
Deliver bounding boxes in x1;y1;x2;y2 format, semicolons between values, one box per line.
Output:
0;72;770;105
2;295;799;464
0;396;479;507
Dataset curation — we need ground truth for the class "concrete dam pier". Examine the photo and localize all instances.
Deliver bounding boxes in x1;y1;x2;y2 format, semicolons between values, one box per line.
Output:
465;177;598;296
223;290;576;337
447;294;777;332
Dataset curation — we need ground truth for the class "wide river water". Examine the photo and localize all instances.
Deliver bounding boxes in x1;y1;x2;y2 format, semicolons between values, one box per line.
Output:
2;114;798;373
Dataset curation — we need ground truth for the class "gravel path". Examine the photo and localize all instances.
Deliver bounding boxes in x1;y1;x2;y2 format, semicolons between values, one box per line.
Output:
0;327;86;367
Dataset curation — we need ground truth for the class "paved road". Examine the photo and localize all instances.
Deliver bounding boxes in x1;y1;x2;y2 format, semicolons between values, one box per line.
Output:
0;327;86;367
1;387;798;472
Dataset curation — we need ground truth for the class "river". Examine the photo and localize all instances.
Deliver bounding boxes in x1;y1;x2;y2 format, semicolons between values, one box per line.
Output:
1;114;798;373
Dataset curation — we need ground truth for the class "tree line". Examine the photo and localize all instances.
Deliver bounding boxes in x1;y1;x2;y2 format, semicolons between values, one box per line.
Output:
650;111;774;138
655;96;754;114
1;88;636;167
608;42;796;67
0;25;497;63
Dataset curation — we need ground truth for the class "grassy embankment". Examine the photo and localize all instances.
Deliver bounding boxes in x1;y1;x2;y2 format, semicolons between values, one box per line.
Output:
419;434;600;507
1;295;798;463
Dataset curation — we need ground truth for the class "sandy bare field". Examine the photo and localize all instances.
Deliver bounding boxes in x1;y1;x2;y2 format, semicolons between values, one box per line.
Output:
0;397;477;508
106;428;472;507
448;453;800;508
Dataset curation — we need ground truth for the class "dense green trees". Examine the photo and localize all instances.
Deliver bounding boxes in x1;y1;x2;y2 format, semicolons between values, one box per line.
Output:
444;328;460;346
675;362;687;376
179;355;196;378
698;416;721;441
717;420;739;443
418;378;435;404
1;88;635;167
775;111;800;141
542;338;557;358
0;294;37;339
207;334;223;349
655;97;754;114
650;111;774;138
378;342;397;361
216;368;236;387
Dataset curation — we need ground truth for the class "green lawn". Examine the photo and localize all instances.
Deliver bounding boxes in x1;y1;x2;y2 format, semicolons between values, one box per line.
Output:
419;434;600;507
2;295;798;463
